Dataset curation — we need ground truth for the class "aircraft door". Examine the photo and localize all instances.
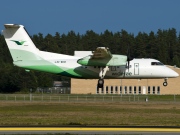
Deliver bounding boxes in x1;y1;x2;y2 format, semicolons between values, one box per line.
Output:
134;63;139;75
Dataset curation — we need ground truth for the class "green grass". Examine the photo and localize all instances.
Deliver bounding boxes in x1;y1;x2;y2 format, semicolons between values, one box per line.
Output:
0;102;179;126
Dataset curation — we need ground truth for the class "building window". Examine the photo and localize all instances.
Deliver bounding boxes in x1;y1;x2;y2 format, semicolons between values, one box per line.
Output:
124;86;127;94
148;86;151;94
120;86;122;94
153;86;155;94
134;86;136;94
138;86;141;94
111;86;113;94
157;86;160;94
106;86;108;94
129;86;132;94
115;86;118;94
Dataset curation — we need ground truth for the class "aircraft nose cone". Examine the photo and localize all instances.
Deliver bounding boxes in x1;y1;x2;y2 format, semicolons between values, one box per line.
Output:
173;71;179;77
170;70;179;77
166;67;179;78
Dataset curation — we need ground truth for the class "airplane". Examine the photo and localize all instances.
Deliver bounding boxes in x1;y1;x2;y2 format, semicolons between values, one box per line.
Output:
2;24;179;89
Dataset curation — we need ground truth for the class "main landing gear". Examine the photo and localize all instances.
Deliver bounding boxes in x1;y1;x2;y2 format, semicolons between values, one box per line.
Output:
163;78;168;86
97;66;109;88
97;78;104;88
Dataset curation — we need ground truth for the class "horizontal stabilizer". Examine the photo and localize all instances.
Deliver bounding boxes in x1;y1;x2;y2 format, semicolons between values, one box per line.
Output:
4;24;21;28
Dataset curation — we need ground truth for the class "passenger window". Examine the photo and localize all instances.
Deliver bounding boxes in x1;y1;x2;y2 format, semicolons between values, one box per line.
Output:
126;65;132;68
111;66;116;71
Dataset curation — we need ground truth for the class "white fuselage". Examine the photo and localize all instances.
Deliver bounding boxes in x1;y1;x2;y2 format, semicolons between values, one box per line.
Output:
45;53;178;79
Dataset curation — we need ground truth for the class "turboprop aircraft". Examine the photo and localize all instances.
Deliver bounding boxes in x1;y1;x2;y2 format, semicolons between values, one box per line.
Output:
2;24;179;88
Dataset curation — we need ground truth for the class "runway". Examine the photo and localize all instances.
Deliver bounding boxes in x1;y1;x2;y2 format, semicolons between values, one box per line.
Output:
0;127;180;135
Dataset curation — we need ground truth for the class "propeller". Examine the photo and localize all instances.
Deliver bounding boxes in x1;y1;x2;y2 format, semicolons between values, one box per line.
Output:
127;44;133;70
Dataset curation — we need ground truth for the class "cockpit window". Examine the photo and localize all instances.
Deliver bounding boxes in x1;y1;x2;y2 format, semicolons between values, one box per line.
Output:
151;62;164;66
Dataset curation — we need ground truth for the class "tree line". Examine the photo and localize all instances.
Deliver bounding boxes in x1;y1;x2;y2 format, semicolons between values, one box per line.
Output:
0;28;180;93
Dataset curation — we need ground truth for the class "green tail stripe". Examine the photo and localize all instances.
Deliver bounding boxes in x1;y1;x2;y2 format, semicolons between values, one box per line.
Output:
11;40;26;45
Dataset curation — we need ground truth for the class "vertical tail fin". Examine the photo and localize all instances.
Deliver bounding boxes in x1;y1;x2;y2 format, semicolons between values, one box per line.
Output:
2;24;41;62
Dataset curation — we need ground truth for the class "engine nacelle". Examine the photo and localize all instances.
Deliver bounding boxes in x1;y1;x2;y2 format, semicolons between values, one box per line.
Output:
77;54;127;66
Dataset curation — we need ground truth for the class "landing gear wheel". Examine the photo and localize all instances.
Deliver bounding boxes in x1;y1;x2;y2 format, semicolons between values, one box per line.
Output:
163;82;168;86
97;79;104;88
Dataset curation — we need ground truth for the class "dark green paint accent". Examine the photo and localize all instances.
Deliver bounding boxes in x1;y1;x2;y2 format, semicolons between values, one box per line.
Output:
58;71;82;78
11;40;26;45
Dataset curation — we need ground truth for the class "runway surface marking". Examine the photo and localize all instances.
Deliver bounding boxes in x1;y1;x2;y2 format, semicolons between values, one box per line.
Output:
0;127;180;132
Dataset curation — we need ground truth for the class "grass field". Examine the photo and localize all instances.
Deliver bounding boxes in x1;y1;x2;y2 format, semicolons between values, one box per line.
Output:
0;102;179;126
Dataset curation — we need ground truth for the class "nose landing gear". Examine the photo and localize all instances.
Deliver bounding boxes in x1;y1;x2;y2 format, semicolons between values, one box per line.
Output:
163;78;168;86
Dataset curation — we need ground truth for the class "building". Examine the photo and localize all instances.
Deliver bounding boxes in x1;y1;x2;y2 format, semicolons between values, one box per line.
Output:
71;66;180;95
37;81;70;94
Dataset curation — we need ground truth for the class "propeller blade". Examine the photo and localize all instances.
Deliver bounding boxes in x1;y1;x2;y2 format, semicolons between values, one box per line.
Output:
126;44;133;70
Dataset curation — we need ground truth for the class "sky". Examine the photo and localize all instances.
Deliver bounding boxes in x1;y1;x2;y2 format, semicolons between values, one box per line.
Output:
1;0;180;36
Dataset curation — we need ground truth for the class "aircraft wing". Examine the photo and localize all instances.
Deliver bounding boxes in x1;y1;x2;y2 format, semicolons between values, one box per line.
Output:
77;47;127;66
